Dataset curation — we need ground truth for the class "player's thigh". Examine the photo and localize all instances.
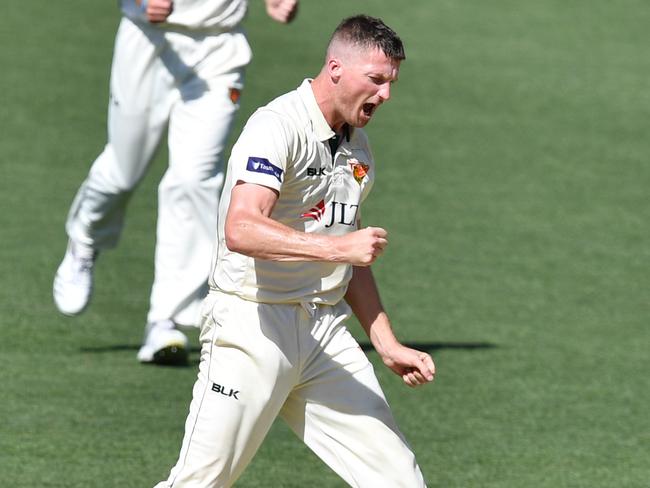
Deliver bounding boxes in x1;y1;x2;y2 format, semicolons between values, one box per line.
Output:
170;295;299;485
110;18;171;113
102;19;173;186
281;323;425;487
167;82;240;178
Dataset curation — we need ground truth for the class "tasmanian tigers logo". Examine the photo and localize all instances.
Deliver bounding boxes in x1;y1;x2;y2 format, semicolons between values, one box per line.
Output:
347;158;369;184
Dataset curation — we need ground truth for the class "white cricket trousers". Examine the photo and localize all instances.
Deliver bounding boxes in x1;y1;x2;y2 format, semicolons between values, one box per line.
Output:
65;17;251;326
155;291;427;487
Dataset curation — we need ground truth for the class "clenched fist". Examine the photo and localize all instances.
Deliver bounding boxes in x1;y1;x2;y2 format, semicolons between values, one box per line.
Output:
337;226;388;266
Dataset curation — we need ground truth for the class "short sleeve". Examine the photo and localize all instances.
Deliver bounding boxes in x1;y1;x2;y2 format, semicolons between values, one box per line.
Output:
228;109;294;192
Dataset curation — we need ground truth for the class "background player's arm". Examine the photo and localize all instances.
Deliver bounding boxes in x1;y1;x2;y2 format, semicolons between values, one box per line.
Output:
225;181;387;265
136;0;173;23
344;249;435;388
264;0;299;24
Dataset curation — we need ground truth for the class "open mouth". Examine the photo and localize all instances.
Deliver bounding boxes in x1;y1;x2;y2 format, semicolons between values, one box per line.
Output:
362;103;376;117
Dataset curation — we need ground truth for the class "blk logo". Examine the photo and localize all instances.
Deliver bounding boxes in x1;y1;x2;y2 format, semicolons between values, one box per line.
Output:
212;382;240;400
307;167;327;177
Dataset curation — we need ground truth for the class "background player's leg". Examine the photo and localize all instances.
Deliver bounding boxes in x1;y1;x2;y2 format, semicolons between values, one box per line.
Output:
280;305;427;488
55;18;173;316
66;18;171;251
147;80;239;328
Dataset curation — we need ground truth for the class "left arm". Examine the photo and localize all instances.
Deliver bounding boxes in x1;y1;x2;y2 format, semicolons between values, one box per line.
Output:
344;265;435;387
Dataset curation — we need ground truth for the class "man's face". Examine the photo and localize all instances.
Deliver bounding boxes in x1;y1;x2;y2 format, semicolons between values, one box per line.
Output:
336;47;401;128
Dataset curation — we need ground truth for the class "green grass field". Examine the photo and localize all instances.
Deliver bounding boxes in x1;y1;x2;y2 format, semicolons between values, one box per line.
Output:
1;1;648;486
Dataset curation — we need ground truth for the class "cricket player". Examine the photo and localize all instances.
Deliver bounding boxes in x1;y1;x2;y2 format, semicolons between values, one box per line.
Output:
52;0;299;365
154;15;435;487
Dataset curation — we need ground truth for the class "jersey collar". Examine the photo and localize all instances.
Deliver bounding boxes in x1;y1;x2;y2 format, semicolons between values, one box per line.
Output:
297;79;337;143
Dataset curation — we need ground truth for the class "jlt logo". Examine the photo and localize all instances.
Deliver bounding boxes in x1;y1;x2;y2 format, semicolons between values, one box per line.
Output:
301;200;358;227
326;201;358;227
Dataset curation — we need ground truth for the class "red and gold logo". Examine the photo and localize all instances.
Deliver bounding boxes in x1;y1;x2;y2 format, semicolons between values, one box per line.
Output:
347;158;369;184
301;199;326;221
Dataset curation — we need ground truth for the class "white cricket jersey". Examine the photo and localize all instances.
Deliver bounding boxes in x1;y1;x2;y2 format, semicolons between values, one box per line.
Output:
121;0;248;31
209;79;376;305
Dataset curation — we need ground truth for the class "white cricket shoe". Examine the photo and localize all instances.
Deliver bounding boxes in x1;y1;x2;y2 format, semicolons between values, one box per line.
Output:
53;240;98;316
137;320;189;366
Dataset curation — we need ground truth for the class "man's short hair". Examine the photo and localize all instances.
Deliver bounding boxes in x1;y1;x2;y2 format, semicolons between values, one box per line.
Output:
330;15;405;61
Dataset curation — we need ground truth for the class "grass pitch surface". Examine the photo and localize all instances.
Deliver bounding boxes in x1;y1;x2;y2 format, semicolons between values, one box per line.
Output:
1;1;648;486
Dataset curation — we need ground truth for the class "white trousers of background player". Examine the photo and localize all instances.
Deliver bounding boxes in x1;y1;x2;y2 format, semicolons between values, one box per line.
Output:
155;291;427;488
65;18;250;326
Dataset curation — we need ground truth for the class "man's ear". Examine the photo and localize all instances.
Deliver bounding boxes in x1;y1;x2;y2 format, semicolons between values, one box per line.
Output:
327;57;343;83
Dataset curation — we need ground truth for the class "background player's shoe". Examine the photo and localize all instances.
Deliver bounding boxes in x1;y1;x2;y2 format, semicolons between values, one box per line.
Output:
137;320;189;366
53;240;98;316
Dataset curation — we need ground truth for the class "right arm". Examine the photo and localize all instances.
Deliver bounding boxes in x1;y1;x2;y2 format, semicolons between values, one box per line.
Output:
225;182;387;266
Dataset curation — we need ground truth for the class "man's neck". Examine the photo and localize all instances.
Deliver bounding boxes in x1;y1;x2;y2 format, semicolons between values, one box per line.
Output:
310;74;345;133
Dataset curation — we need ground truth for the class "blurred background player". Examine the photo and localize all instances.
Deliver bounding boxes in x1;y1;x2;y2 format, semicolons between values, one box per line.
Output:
53;0;299;365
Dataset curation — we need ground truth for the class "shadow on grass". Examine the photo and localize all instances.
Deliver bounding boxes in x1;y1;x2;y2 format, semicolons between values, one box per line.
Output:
79;344;200;367
80;341;496;367
80;344;202;352
359;341;496;353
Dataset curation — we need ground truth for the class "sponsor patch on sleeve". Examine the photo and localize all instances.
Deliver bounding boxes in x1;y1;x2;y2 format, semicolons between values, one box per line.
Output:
246;157;283;183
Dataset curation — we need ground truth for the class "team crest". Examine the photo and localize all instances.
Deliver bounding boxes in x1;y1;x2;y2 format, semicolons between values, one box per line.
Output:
348;158;369;184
